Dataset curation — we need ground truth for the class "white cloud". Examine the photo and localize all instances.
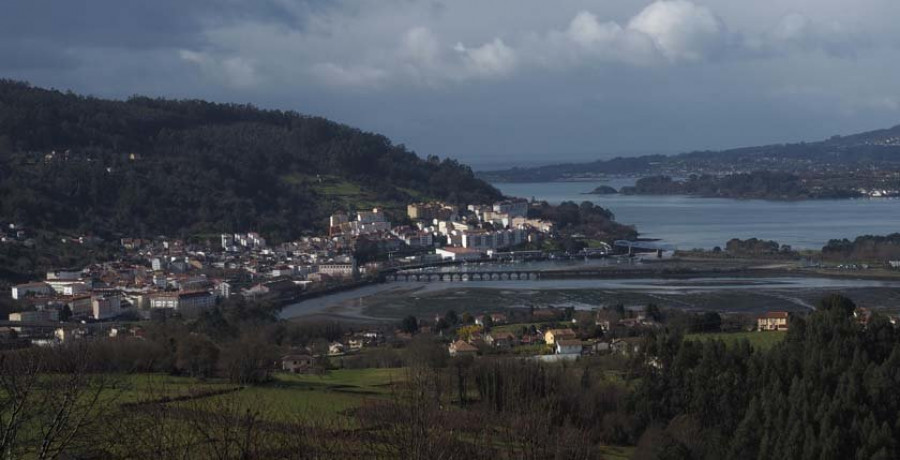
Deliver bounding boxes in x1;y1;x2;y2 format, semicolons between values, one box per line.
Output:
522;1;726;70
627;0;726;62
455;38;517;78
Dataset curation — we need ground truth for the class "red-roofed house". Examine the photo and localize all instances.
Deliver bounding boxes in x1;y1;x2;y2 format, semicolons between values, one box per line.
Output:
758;311;789;331
449;340;478;356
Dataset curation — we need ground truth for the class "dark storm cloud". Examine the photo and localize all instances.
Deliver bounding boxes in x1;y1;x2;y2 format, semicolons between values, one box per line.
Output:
2;0;899;165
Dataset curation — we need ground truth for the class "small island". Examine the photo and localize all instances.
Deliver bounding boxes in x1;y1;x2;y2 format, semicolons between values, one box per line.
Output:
586;185;619;195
619;172;863;200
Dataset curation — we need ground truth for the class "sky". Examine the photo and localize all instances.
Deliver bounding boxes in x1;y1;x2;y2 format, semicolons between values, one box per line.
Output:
3;0;900;169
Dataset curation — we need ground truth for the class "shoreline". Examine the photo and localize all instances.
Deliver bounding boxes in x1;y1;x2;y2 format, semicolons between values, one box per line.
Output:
279;261;900;322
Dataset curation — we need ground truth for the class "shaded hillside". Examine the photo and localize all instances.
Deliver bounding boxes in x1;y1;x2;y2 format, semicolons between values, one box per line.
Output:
0;80;501;241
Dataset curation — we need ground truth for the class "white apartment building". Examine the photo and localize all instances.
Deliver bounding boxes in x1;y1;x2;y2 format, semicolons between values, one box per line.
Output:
149;291;216;316
11;282;53;300
91;294;122;320
493;199;529;218
460;227;527;250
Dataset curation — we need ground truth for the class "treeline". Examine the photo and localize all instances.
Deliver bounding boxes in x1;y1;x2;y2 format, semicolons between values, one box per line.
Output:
823;233;900;261
0;80;502;241
620;172;861;200
1;298;349;384
725;237;795;256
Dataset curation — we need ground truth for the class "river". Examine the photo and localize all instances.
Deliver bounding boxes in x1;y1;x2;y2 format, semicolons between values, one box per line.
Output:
494;179;900;250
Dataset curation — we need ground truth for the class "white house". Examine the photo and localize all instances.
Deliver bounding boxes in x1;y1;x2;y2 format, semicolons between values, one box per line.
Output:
556;339;583;355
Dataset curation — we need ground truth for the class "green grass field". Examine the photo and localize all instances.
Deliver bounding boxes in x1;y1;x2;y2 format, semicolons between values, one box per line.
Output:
685;331;786;351
203;368;403;423
110;368;402;423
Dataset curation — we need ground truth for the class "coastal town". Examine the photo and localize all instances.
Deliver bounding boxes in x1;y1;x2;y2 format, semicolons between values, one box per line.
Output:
0;197;572;346
2;193;822;365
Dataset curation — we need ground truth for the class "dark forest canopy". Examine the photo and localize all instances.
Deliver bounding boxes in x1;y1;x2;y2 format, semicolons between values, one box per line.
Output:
0;80;502;241
619;172;862;200
631;295;900;459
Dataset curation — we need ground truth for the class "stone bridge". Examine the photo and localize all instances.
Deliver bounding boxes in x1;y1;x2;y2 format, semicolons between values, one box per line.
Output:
387;270;542;282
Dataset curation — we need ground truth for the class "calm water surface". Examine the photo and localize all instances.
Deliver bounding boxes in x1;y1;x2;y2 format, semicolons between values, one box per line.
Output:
494;180;900;250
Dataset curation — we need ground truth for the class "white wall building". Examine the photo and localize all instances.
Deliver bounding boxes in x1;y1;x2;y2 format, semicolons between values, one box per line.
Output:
91;294;122;320
46;269;83;281
435;247;484;262
149;291;216;316
9;310;59;323
11;282;53;300
460;228;526;251
317;263;357;278
48;281;89;296
493;200;529;218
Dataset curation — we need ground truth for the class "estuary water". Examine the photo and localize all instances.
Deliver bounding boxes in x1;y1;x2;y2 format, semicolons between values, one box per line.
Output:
493;180;900;250
280;276;900;319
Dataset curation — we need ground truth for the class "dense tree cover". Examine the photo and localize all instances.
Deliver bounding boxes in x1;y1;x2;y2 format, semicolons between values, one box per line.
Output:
481;155;663;182
620;172;862;200
725;238;795;256
630;295;900;459
823;233;900;261
587;185;618;194
529;200;637;241
0;80;502;241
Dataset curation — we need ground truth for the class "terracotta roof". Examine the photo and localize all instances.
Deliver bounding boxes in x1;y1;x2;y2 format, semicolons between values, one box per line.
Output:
450;340;478;352
760;311;789;319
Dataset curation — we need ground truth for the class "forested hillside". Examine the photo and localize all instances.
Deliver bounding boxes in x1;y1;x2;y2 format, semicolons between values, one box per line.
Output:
481;124;900;183
0;80;501;241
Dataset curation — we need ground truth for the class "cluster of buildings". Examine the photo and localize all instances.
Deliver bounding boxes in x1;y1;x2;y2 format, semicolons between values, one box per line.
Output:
404;199;554;258
320;199;556;264
4;197;564;347
5;230;369;344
